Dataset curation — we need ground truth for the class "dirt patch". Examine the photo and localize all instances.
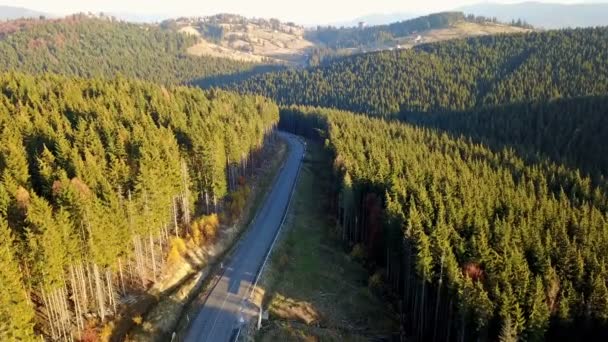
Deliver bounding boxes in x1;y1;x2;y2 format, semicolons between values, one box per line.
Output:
269;294;320;325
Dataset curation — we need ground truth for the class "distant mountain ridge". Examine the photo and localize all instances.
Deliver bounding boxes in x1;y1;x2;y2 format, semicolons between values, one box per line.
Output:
331;12;419;27
458;1;608;29
0;5;49;20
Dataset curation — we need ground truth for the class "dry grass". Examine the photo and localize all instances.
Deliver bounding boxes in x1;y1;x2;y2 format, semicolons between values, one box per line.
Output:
252;142;398;342
183;23;313;65
419;21;531;44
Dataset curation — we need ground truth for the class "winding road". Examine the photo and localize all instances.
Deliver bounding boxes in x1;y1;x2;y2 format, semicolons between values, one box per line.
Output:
184;132;305;342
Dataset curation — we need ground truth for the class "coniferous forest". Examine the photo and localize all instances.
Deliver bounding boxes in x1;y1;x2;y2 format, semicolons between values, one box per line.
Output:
0;15;255;84
232;27;608;116
279;106;608;341
0;7;608;342
0;72;278;340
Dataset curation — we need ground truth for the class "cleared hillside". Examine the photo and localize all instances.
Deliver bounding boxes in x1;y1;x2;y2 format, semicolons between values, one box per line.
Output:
165;12;531;66
165;14;314;65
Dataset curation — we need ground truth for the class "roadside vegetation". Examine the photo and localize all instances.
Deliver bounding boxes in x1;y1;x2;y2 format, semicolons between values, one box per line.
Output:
0;72;278;340
253;142;398;341
128;137;288;341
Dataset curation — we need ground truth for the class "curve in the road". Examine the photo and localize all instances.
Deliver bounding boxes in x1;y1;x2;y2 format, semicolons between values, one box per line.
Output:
184;132;305;342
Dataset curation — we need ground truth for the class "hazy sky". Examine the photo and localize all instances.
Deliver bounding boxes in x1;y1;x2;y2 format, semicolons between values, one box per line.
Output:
2;0;603;24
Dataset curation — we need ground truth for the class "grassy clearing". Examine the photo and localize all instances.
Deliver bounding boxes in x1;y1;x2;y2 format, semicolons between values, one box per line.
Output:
254;141;398;341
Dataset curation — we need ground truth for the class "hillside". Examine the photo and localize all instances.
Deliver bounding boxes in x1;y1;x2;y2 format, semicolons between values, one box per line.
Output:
167;14;313;65
0;14;255;84
230;27;608;116
459;1;608;29
405;95;608;182
0;72;278;340
307;12;531;50
279;105;608;341
165;12;530;66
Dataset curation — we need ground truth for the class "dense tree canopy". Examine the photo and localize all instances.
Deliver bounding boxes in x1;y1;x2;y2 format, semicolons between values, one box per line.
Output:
404;96;608;182
280;106;608;341
0;15;256;84
232;27;608;116
0;72;278;339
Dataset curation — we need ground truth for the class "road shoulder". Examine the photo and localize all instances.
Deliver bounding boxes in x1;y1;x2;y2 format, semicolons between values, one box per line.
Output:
244;141;399;341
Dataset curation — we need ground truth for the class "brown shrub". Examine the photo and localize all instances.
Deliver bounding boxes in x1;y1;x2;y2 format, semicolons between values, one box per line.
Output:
14;186;30;209
463;262;484;282
71;178;92;198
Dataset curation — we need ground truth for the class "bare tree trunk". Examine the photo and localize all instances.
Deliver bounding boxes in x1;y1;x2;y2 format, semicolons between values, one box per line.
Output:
118;258;126;295
205;191;210;215
133;235;146;287
70;265;84;332
106;269;116;315
173;197;179;237
57;287;70;341
149;233;157;283
41;290;57;340
93;263;106;321
181;160;191;225
76;263;89;314
86;263;95;310
49;290;60;340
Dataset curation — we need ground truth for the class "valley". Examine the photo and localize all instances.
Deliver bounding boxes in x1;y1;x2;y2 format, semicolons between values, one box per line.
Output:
0;3;608;342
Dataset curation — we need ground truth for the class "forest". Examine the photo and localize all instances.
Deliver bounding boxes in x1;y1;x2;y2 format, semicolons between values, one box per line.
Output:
403;96;608;184
0;7;607;342
232;27;608;116
0;15;256;84
0;72;278;340
279;105;608;341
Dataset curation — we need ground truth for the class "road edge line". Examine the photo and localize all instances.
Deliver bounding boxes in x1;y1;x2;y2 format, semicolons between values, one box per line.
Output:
234;133;306;341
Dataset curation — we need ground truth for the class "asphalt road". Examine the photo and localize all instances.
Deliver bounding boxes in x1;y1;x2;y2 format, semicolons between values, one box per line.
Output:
184;132;305;342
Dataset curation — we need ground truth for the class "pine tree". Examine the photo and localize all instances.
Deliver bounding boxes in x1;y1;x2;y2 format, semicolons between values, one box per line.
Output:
0;219;35;340
526;277;550;341
499;315;518;342
589;273;608;322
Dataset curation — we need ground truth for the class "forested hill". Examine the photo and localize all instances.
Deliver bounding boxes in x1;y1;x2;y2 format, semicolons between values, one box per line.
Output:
404;96;608;182
0;72;278;340
308;12;467;48
0;15;255;84
231;27;608;116
307;11;531;49
280;106;608;341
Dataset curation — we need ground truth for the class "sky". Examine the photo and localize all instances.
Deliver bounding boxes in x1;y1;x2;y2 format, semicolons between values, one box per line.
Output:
1;0;603;25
